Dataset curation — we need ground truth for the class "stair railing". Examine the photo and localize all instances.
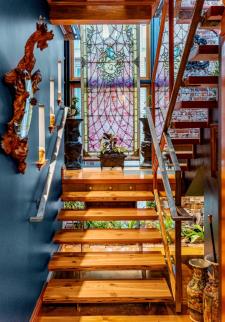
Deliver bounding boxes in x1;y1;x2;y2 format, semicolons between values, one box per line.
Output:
152;0;205;175
147;108;192;312
30;106;69;223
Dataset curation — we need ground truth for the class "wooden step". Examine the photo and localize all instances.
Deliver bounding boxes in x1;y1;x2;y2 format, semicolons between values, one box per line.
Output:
182;76;218;88
48;252;166;271
168;161;189;171
171;120;209;129
61;191;154;202
43;279;172;304
200;6;224;29
62;168;155;184
175;100;218;109
205;5;224;20
53;229;162;245
165;149;193;159
57;208;158;221
188;45;219;61
37;315;191;322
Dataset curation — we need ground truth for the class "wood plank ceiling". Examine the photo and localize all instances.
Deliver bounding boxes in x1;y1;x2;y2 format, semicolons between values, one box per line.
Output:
47;0;158;25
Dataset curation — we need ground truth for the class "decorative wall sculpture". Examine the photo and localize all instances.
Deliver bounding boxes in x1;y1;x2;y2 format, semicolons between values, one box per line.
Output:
1;17;54;173
81;25;139;156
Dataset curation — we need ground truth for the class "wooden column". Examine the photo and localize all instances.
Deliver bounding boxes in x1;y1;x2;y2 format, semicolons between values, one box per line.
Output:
220;9;225;321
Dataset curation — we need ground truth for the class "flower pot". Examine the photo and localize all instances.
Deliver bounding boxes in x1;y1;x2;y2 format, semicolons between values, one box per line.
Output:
187;258;210;322
203;254;219;322
99;153;126;170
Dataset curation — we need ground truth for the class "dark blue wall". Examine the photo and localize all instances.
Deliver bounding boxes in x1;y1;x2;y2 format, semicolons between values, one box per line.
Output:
0;1;64;321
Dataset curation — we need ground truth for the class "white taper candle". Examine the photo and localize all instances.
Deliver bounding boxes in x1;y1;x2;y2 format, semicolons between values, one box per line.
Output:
58;60;62;96
39;104;45;150
50;79;54;114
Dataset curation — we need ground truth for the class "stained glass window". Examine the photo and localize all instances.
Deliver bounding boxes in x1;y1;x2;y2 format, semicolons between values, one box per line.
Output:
80;25;139;155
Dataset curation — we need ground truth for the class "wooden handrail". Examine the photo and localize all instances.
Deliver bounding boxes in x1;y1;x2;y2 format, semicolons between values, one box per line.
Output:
30;107;69;223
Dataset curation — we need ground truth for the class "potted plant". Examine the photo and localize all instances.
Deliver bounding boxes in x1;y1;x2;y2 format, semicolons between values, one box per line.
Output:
98;133;127;170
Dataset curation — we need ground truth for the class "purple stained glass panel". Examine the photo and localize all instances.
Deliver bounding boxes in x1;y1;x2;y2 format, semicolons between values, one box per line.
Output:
81;25;139;154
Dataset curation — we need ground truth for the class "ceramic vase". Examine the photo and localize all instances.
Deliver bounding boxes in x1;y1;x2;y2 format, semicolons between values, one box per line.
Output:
203;254;219;322
187;258;210;322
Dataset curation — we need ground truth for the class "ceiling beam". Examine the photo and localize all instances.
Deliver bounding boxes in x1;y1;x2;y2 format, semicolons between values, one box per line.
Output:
47;0;154;24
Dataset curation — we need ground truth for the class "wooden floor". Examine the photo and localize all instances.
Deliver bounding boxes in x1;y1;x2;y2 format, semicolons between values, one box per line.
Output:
37;315;191;321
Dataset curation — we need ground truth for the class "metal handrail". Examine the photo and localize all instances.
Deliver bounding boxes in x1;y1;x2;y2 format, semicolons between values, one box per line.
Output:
30;106;69;223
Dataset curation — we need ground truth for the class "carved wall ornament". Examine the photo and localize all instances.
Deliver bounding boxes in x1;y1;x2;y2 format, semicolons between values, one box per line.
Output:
1;17;54;173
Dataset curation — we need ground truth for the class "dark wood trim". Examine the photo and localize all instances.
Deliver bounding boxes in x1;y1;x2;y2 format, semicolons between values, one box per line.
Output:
64;40;70;106
29;284;47;322
210;123;218;178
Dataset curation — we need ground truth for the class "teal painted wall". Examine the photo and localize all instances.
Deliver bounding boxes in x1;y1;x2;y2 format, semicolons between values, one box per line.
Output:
0;1;64;321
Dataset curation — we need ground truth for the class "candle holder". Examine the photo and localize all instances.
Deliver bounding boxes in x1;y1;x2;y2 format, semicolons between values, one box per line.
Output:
36;147;48;170
49;113;56;133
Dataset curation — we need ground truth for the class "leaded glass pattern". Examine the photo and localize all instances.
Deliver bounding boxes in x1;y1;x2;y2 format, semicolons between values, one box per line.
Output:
81;25;139;155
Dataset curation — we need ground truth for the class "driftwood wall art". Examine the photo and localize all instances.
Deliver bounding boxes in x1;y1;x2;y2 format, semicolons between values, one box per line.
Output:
1;17;54;173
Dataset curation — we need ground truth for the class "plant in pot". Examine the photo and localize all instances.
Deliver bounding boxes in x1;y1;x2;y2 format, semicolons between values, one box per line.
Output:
68;96;80;118
98;132;127;170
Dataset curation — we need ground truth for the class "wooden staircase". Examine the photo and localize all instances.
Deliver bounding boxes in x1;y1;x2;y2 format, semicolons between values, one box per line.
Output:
37;169;176;320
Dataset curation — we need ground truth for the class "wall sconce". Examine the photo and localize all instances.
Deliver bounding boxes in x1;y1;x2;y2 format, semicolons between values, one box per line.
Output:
36;104;47;170
57;60;62;106
49;78;56;133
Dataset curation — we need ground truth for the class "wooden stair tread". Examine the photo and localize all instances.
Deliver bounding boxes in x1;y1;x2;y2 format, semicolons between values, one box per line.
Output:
171;120;209;129
61;191;154;202
204;5;224;21
175;100;218;109
168;162;189;171
165;150;193;159
188;45;219;61
43;279;172;304
37;315;191;322
182;76;218;88
171;137;201;144
62;168;175;184
58;208;158;221
48;252;166;271
53;229;162;244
